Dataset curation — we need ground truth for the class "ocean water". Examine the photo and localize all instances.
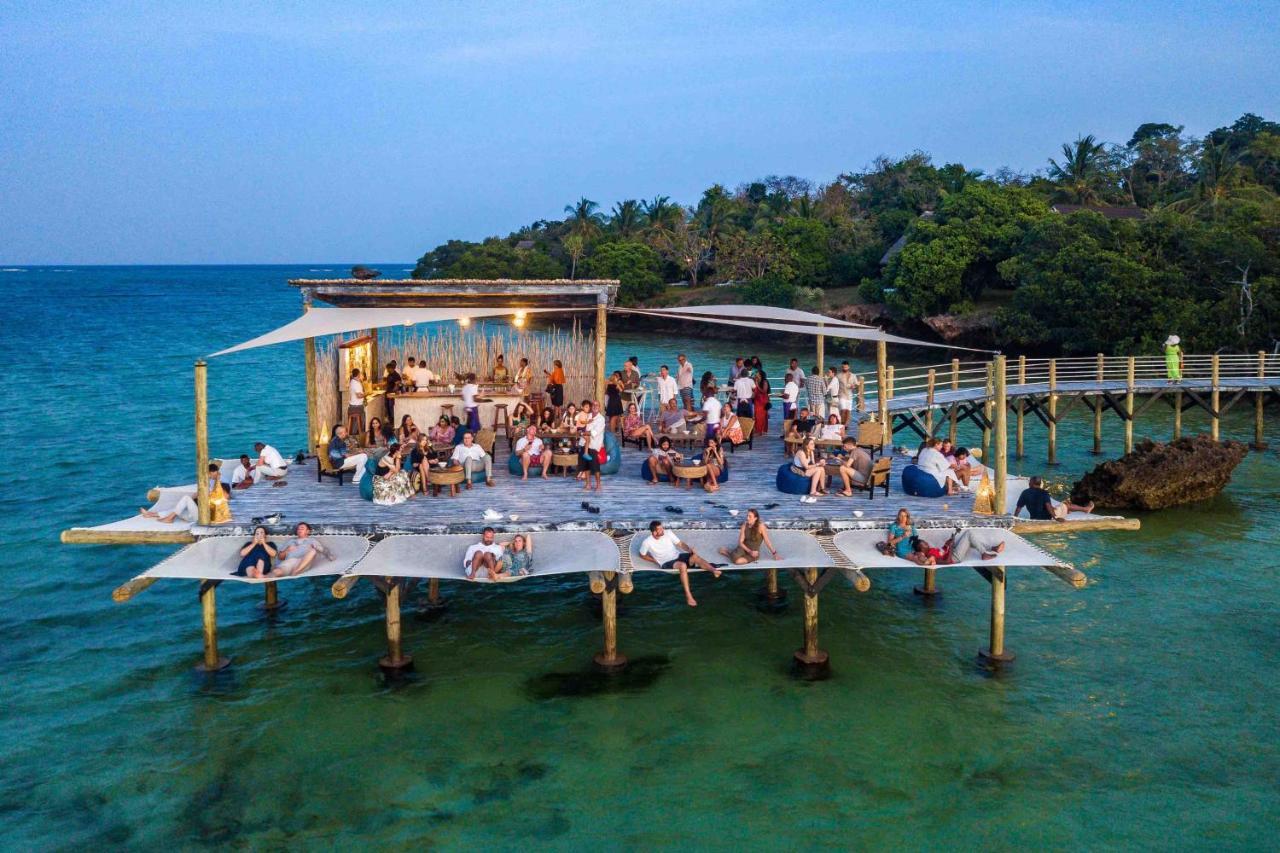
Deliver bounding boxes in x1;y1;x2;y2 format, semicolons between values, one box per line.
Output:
1;265;1277;849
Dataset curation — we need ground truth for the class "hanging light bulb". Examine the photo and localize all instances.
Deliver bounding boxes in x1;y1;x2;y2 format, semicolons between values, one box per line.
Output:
512;314;526;329
458;316;471;328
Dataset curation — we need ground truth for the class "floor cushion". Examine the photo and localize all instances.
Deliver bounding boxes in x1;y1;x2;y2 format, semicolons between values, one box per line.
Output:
507;453;545;477
640;458;672;482
775;463;811;495
901;464;946;498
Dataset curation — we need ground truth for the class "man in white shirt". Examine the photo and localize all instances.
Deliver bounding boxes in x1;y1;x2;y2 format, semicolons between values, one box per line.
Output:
782;372;800;421
701;393;722;436
348;368;366;435
655;365;678;409
637;519;720;607
577;402;607;492
675;354;695;411
463;527;507;580
412;357;436;388
733;369;755;417
789;359;806;387
450;430;493;487
824;368;840;415
253;442;287;482
230;454;255;490
837;361;858;424
514;425;551;480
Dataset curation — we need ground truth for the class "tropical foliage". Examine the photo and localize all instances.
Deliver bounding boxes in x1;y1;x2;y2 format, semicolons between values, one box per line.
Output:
411;113;1280;352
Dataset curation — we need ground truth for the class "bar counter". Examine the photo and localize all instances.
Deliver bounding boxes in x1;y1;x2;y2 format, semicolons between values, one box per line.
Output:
390;387;524;432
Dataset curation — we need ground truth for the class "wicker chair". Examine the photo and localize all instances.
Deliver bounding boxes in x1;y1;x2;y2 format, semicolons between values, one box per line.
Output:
856;422;887;458
727;417;755;453
851;456;892;499
316;443;347;485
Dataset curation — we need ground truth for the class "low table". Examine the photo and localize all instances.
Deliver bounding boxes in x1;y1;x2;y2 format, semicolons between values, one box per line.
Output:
671;462;708;489
549;452;579;477
427;465;465;497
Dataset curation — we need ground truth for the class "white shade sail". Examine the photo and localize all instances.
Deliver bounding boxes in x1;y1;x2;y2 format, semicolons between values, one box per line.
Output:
209;306;569;357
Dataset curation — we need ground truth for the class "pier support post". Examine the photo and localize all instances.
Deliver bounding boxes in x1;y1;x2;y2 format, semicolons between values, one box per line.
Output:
1255;351;1268;450
757;568;788;613
876;341;889;454
1124;356;1135;455
258;580;286;613
304;337;320;454
1211;354;1221;442
1047;359;1058;465
948;359;960;445
792;569;830;680
913;566;941;597
196;580;230;672
594;572;628;673
816;322;825;377
1015;356;1025;459
594;297;608;404
1173;390;1183;439
1092;353;1104;454
418;576;449;621
977;567;1015;665
379;579;414;675
993;355;1008;517
857;377;865;414
194;360;210;525
925;369;936;436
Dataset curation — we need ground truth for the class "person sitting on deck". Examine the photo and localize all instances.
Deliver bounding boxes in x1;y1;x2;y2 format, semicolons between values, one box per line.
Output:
623;402;656;449
515;425;552;480
276;522;332;576
235;526;278;578
638;520;722;607
461;373;481;432
719;407;744;446
718;508;781;564
949;447;981;487
499;533;533;577
700;435;724;492
140;463;230;524
254;442;287;481
463;527;507;581
792;436;828;501
510;400;536;428
906;527;1008;565
373;443;414;506
916;437;961;496
559;403;579;431
877;508;917;558
399;415;418;444
451;431;494;487
1015;476;1094;522
492;354;510;383
820;413;845;441
428;416;455;446
537;407;558;432
792;407;818;436
659;398;688;433
649;436;682;484
328;425;370;483
365;417;387;449
832;437;872;496
230;454;256;490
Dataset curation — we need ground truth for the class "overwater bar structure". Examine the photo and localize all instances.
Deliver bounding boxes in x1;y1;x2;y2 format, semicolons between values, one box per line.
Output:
64;278;1280;678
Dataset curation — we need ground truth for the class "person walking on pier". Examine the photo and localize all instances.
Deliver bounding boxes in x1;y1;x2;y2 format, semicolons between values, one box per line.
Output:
1164;335;1184;382
638;520;721;607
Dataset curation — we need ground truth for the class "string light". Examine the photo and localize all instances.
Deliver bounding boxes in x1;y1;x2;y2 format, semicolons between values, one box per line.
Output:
458;316;471;328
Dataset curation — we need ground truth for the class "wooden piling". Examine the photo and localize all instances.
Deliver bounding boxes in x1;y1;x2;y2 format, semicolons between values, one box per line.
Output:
1211;354;1220;442
856;376;865;413
1092;353;1104;454
757;567;788;612
196;581;230;672
259;580;285;613
194;360;210;526
816;322;825;377
379;580;413;674
1255;351;1268;450
593;571;627;672
1124;356;1136;454
594;299;608;404
1015;356;1025;459
304;336;320;453
981;362;994;464
793;568;830;679
1047;359;1058;465
913;566;941;597
949;358;960;444
993;355;1008;517
876;341;889;452
978;567;1014;663
1173;390;1183;440
925;369;936;436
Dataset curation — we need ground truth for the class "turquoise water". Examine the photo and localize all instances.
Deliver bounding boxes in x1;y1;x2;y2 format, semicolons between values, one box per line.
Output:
1;266;1277;848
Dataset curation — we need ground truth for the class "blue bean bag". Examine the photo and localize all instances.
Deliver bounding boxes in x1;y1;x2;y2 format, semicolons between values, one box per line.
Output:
507;453;546;477
775;463;811;495
600;431;622;476
902;464;946;498
640;458;672;482
359;457;380;500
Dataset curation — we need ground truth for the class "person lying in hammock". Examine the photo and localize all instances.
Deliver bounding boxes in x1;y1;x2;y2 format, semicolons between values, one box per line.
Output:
905;528;1008;566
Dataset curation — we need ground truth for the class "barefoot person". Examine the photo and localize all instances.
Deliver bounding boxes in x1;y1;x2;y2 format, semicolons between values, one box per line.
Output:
578;401;607;492
1015;476;1094;521
718;509;781;565
638;520;721;607
623;403;656;449
140;463;230;524
878;508;917;558
253;442;287;480
499;533;534;577
792;436;828;500
832;437;872;496
235;526;278;578
649;436;681;485
514;425;552;480
463;527;507;581
276;522;332;576
700;436;724;492
907;527;1007;565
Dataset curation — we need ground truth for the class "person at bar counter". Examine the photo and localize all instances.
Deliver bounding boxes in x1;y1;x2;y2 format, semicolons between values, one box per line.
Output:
492;354;510;383
450;430;494;487
327;425;370;483
410;356;436;388
1015;476;1094;521
383;360;402;422
348;367;366;435
637;520;722;607
513;357;533;395
514;424;552;480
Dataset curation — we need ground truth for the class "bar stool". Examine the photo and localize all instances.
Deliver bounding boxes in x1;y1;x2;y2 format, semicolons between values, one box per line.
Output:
439;403;455;425
491;403;511;432
346;405;366;439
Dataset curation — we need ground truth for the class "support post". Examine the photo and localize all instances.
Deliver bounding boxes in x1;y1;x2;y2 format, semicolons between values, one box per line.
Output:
793;569;830;680
593;572;628;672
981;362;993;464
418;576;448;621
949;358;960;444
1125;356;1135;454
856;376;865;413
1211;353;1221;442
816;322;825;377
757;567;788;613
194;360;210;525
196;581;230;672
886;366;895;406
304;336;320;453
1047;359;1058;465
1015;356;1025;459
379;579;413;675
925;369;936;436
876;341;889;453
1255;351;1268;450
1092;353;1104;454
978;567;1014;663
258;580;286;613
993;355;1008;517
594;298;608;404
1173;390;1183;439
914;566;941;597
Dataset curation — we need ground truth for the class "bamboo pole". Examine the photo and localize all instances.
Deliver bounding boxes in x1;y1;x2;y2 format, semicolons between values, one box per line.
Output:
1092;353;1104;454
112;575;159;602
65;529;194;545
981;362;993;463
993;355;1008;516
793;569;829;678
194;360;210;526
876;341;889;452
925;369;936;436
593;571;627;671
1124;356;1136;454
331;574;361;599
1211;354;1221;442
304;336;320;453
594;300;607;404
196;581;229;671
1255;351;1268;450
856;376;865;413
1015;356;1025;459
949;358;960;444
978;567;1014;663
379;580;413;673
1047;359;1058;465
816;322;825;377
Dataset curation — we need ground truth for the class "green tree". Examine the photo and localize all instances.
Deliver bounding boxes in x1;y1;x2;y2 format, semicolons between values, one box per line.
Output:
1048;134;1111;203
563;234;586;279
441;239;565;280
582;241;664;305
564;197;604;240
610;200;642;237
412;239;476;279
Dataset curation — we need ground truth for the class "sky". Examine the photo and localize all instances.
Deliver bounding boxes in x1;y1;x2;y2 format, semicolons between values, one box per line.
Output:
2;0;1278;264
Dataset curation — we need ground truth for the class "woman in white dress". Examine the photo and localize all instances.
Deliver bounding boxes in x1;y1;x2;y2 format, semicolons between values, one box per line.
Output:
916;437;961;495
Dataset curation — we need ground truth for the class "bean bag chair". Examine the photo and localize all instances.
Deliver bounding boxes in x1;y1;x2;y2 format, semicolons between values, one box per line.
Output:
600;431;622;476
775;463;810;495
901;464;946;498
359;457;380;500
507;453;546;477
640;458;672;482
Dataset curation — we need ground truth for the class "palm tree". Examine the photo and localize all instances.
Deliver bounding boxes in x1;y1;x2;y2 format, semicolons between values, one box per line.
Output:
1171;141;1276;219
641;195;681;233
564;197;604;240
610;199;641;237
1048;134;1108;204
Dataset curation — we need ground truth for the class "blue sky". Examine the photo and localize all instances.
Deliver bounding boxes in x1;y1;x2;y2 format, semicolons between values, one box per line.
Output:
2;1;1277;264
